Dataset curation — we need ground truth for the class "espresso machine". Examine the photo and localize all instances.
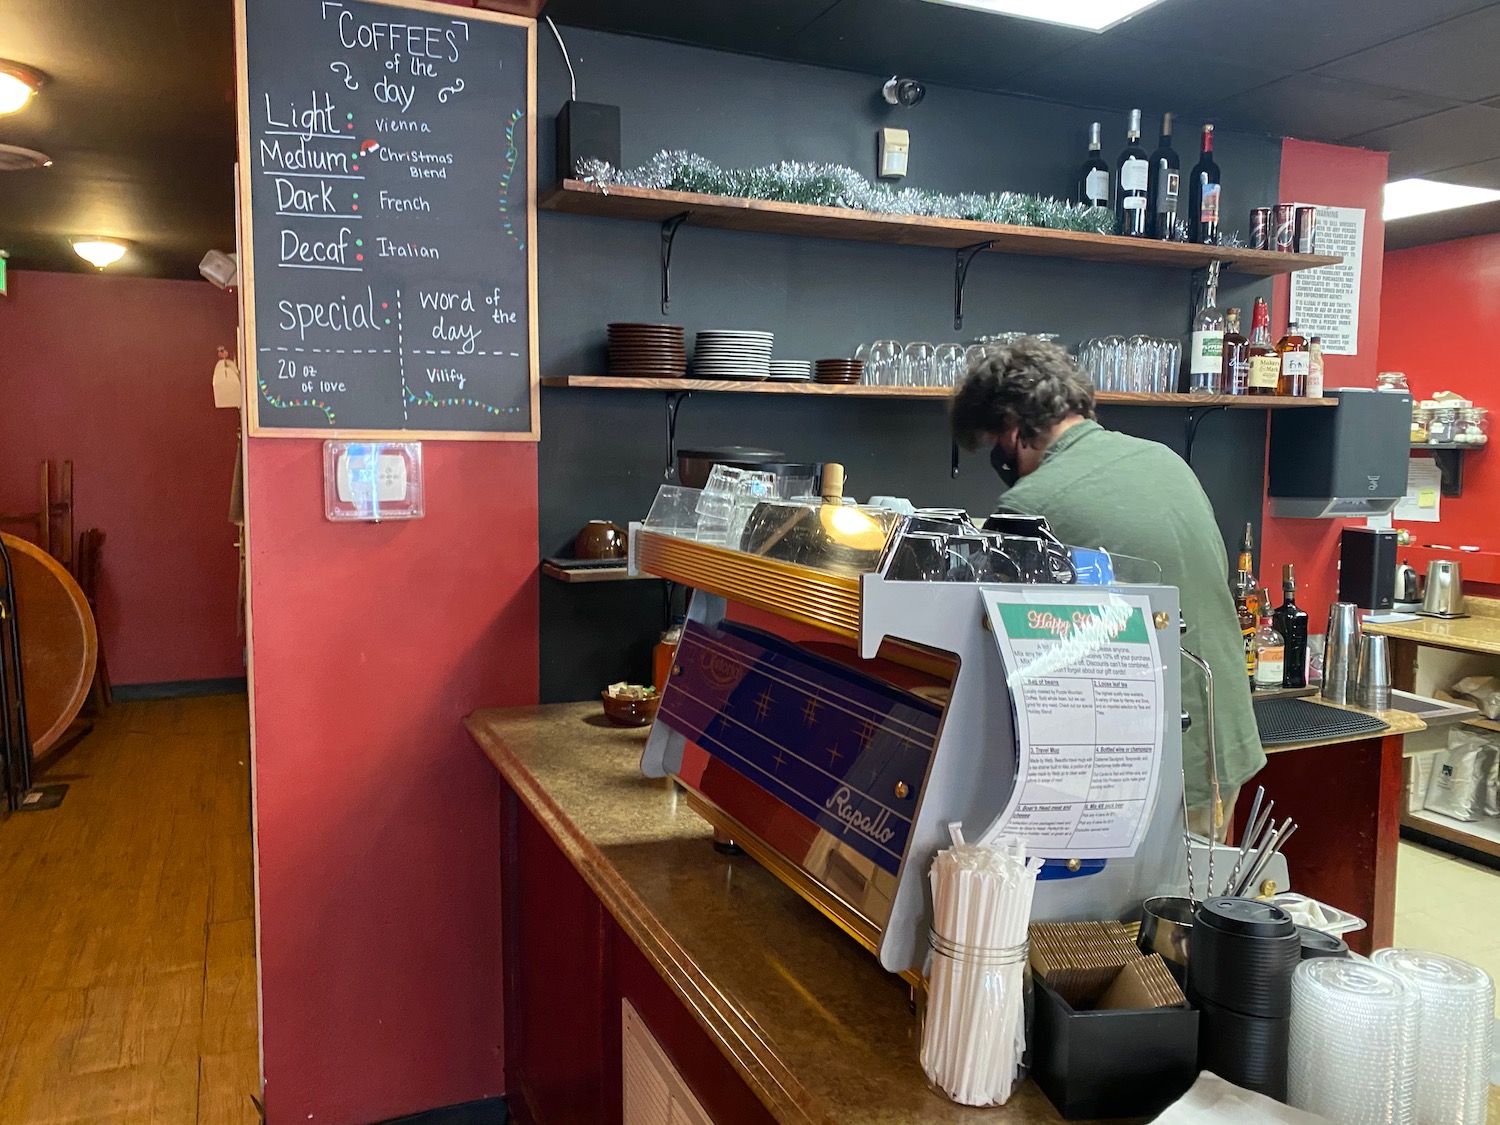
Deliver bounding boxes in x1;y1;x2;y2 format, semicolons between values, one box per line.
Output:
634;505;1189;975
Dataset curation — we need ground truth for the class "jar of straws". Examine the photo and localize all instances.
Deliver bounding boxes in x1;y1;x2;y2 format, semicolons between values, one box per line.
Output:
918;835;1042;1106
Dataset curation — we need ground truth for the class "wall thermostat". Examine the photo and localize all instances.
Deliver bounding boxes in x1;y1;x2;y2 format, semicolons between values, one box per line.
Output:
323;440;425;522
878;127;910;180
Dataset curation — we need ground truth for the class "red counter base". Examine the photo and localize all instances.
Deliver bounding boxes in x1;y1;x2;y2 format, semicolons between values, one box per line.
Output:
1236;735;1403;955
502;786;779;1125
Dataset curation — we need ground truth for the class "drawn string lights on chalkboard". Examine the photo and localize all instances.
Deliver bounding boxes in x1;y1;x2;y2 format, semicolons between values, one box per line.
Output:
260;378;336;425
405;388;522;416
499;108;525;249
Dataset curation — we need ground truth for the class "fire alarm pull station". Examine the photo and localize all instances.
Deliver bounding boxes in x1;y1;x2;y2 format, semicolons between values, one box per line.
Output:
323;441;425;522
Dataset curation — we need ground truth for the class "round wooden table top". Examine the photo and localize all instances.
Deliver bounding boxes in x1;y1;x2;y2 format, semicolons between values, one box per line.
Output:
2;533;96;756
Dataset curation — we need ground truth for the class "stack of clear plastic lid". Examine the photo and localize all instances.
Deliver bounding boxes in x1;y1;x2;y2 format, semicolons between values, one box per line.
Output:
1288;959;1419;1124
693;465;778;547
1371;948;1495;1125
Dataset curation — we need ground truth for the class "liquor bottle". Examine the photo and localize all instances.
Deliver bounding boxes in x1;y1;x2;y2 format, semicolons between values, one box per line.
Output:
1275;321;1310;396
1187;123;1222;244
1222;307;1250;395
1246;298;1280;396
1272;564;1309;688
1307;336;1325;398
1115;109;1150;238
1077;122;1110;209
1252;614;1286;691
1188;260;1225;394
1147;112;1180;240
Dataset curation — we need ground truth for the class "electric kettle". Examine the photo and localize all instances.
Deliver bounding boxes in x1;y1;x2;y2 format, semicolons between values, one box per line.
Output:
1422;560;1467;617
1394;561;1421;605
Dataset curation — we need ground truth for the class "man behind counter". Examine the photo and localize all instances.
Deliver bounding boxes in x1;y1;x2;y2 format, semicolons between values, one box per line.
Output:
950;336;1263;839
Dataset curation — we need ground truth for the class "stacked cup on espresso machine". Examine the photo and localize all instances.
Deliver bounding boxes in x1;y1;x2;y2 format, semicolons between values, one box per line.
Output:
1188;897;1301;1100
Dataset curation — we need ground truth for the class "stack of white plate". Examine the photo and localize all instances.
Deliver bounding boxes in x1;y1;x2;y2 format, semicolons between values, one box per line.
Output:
769;360;812;382
693;329;774;380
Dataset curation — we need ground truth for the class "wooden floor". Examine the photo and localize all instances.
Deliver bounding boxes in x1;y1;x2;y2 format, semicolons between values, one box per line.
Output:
0;695;260;1124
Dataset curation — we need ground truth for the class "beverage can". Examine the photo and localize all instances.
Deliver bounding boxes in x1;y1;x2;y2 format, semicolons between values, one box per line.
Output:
1249;208;1272;250
1273;204;1297;252
1295;206;1318;253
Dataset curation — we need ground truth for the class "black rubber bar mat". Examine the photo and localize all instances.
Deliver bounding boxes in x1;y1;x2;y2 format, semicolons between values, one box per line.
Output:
1253;697;1390;746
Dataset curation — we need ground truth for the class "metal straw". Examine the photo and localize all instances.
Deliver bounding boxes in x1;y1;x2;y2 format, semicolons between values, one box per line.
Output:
1220;786;1265;895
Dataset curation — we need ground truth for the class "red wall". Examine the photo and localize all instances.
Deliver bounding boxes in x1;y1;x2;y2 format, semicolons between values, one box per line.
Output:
1260;140;1390;626
0;271;243;684
1380;234;1500;554
246;437;537;1124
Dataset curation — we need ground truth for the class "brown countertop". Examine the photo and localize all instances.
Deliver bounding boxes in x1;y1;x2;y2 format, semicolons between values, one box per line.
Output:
1261;696;1426;755
467;702;1109;1125
1363;597;1500;658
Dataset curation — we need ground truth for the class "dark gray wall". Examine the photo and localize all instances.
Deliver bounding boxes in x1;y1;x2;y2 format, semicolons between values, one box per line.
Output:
535;28;1280;702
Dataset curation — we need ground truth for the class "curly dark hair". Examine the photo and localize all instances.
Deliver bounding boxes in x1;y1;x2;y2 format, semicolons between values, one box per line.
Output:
949;337;1097;451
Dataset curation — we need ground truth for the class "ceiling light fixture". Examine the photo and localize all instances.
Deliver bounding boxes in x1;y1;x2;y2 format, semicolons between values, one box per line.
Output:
1383;178;1500;222
0;61;44;115
72;239;128;270
917;0;1169;32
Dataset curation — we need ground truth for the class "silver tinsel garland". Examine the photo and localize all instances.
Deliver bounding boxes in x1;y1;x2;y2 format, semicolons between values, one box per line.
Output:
575;150;1120;236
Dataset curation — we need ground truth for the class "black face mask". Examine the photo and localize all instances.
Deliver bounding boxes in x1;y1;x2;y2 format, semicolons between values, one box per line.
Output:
990;442;1020;488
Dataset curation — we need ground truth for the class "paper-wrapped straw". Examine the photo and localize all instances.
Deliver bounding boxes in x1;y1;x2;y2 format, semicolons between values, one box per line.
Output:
921;835;1043;1106
1372;948;1494;1125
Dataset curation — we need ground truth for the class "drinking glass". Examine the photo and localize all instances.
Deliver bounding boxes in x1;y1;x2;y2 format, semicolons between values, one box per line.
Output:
1124;335;1150;394
869;340;902;386
1163;339;1183;393
1099;336;1125;392
963;344;990;382
904;342;937;388
934;343;965;388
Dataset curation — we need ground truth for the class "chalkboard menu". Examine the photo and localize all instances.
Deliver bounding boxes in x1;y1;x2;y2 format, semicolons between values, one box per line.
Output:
236;0;537;440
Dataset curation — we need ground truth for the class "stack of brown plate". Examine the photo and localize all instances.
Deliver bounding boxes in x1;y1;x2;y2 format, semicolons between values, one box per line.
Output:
814;358;864;385
608;323;687;377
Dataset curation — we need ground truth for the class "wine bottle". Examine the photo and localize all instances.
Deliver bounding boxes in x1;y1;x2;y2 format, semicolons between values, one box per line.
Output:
1077;122;1110;209
1187;123;1222;244
1146;112;1180;240
1115;109;1149;238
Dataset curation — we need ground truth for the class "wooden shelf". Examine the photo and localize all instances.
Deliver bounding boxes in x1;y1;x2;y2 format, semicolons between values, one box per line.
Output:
1402;807;1500;862
540;560;655;584
541;180;1344;276
1464;715;1500;734
541;375;1335;409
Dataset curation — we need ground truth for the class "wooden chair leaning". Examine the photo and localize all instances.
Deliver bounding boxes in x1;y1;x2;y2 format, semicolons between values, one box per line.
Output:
73;529;112;713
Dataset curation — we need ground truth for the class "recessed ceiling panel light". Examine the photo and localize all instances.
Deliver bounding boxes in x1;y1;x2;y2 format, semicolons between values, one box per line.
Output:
0;61;44;115
1384;178;1500;222
72;239;128;269
918;0;1169;32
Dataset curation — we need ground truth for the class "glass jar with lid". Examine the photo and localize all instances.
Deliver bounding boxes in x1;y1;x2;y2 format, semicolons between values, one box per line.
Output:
1427;402;1459;444
1457;406;1489;445
1411;402;1430;446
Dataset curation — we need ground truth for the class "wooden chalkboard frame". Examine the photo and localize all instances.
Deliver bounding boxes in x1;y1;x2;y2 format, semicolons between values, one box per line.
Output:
234;0;539;441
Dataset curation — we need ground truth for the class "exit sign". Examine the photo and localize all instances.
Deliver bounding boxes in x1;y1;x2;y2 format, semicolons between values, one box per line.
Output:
0;255;8;296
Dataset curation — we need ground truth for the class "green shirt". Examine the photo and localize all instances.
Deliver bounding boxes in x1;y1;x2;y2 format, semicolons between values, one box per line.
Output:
995;420;1264;807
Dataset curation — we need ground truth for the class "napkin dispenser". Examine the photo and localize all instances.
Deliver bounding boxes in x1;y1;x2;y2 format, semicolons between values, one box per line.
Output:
1267;389;1412;519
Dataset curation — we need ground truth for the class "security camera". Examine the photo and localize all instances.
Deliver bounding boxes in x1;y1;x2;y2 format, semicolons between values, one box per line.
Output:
199;249;239;290
882;76;926;108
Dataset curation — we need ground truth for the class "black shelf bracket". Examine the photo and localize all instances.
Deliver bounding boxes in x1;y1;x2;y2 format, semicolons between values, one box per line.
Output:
663;390;692;480
1184;405;1228;464
953;241;995;331
1426;447;1468;497
660;212;692;315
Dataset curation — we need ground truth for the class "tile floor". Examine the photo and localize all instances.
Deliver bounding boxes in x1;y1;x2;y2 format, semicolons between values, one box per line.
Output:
1395;839;1500;1015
